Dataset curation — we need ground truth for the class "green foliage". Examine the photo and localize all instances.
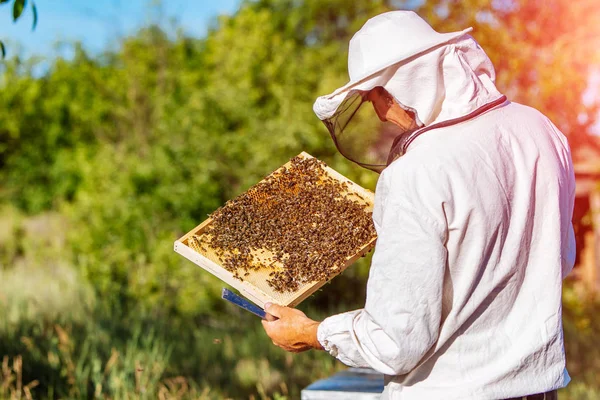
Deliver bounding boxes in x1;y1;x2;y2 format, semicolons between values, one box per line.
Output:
0;0;599;398
562;287;600;388
30;0;36;30
12;0;25;21
0;0;38;58
414;0;600;148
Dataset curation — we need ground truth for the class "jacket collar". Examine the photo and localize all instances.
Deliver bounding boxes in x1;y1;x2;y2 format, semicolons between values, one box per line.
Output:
386;95;509;166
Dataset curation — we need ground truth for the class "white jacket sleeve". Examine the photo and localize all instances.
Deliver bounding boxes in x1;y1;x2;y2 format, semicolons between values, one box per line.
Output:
545;117;576;278
317;166;448;375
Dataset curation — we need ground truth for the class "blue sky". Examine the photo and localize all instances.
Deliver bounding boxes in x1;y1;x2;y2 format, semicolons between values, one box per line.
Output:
0;0;242;58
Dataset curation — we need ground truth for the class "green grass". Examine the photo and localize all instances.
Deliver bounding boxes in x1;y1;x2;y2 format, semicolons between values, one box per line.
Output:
0;290;340;399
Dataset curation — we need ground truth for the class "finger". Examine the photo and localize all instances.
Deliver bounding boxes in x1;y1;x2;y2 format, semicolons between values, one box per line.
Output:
263;303;279;321
261;319;272;333
264;312;278;322
264;302;285;318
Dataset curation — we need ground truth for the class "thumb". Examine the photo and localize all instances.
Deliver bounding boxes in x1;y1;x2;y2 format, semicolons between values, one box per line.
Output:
264;302;285;319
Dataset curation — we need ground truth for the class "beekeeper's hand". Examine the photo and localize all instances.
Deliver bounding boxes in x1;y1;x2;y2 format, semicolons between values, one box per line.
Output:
261;303;324;353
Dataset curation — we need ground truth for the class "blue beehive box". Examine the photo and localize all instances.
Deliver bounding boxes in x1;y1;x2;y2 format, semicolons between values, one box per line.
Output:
301;368;384;399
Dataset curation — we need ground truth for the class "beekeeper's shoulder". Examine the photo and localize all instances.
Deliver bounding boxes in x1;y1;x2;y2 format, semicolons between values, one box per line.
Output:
381;144;452;209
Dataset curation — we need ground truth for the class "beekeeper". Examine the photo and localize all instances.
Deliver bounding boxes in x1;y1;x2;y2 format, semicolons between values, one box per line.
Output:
262;10;575;400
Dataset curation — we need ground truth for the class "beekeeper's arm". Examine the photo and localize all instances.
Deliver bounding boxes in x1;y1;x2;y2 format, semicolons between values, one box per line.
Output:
316;166;447;375
262;165;448;375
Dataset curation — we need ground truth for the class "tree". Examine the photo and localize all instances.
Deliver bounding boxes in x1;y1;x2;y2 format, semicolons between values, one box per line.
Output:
414;0;600;149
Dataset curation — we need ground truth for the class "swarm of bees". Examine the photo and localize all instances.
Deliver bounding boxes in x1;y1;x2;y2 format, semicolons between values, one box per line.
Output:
188;156;376;293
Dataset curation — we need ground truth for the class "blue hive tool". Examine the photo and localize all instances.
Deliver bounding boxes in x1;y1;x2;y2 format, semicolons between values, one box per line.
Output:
221;288;267;319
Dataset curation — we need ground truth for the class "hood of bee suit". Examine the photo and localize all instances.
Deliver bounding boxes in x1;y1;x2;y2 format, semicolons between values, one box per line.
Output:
313;11;506;171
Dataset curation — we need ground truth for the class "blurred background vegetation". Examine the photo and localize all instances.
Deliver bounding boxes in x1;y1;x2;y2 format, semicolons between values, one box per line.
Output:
1;0;599;399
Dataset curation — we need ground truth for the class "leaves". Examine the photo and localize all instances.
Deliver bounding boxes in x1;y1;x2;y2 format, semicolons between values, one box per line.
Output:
416;0;600;149
12;0;26;21
31;1;37;30
0;0;39;60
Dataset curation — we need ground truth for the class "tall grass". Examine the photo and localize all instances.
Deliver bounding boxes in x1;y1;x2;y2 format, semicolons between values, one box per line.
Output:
0;207;339;399
1;355;39;400
0;292;339;399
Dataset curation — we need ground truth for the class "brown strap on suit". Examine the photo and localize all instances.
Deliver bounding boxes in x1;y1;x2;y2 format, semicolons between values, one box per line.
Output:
505;389;558;400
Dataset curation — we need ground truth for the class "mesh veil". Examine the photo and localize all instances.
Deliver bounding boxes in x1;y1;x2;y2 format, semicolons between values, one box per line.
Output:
322;89;416;173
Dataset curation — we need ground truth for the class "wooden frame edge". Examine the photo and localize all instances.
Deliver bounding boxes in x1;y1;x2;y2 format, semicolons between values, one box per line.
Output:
174;240;277;307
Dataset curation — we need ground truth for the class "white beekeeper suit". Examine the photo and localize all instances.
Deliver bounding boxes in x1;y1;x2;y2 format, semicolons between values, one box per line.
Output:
313;11;575;400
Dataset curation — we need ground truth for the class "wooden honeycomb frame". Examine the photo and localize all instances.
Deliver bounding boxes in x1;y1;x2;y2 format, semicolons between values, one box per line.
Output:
173;152;376;308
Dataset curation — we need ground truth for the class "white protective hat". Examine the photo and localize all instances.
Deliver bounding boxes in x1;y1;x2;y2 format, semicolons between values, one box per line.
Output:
313;11;472;121
313;11;503;171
